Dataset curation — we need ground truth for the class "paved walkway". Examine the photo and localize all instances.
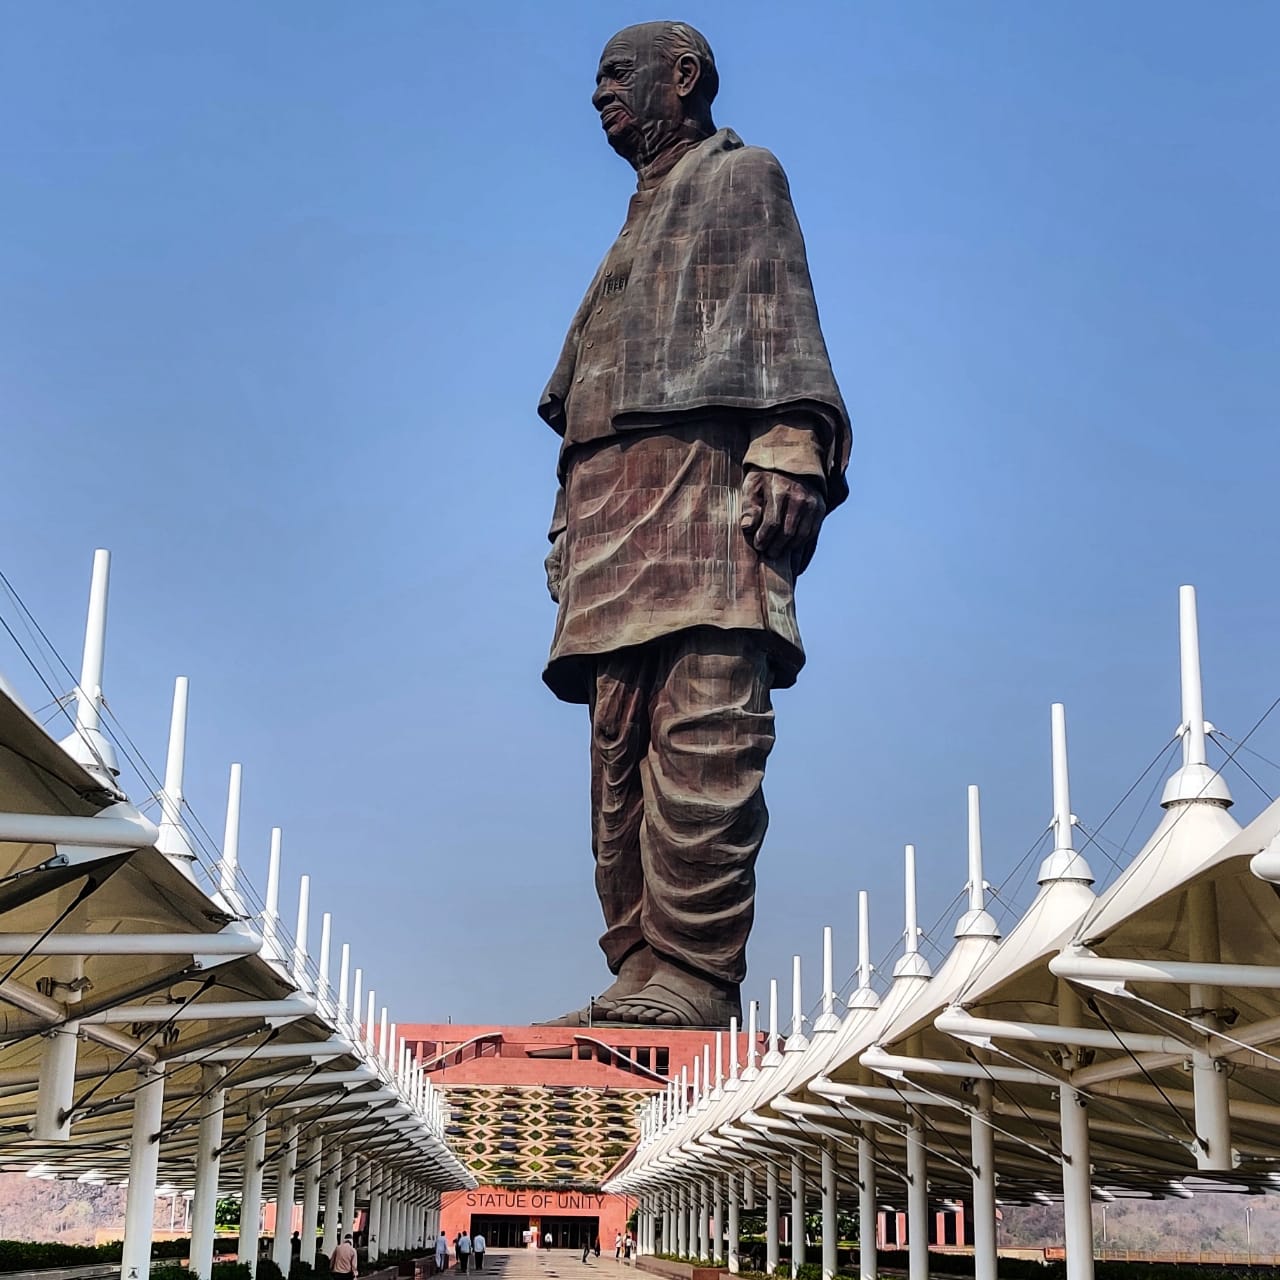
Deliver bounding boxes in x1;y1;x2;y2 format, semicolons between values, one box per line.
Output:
451;1249;636;1280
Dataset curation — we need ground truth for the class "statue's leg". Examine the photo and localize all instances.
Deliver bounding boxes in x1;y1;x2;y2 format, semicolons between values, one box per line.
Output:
610;629;774;1026
590;648;652;978
542;648;655;1025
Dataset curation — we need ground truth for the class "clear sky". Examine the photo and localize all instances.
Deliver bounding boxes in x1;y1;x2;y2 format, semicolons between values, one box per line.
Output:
1;2;1277;1026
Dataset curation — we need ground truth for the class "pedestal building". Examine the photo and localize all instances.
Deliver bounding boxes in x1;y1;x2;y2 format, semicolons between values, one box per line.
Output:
400;1024;730;1250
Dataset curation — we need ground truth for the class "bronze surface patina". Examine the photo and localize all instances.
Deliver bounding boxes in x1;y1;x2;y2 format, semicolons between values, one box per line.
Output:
539;21;850;1028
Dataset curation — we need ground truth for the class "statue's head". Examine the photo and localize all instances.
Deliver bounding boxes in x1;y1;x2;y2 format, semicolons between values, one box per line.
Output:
592;21;718;168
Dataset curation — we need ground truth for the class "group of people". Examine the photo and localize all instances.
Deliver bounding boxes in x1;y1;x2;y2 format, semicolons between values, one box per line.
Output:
435;1229;487;1273
579;1231;632;1265
427;1224;633;1270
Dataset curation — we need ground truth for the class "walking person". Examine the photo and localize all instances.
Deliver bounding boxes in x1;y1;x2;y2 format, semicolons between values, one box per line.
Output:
582;1236;591;1265
456;1232;472;1275
473;1232;486;1273
331;1235;359;1278
624;1233;633;1263
544;1231;553;1252
436;1231;449;1273
614;1232;623;1262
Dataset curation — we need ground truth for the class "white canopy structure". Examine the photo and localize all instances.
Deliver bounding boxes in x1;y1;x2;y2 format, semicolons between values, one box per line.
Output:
608;586;1280;1280
0;551;474;1279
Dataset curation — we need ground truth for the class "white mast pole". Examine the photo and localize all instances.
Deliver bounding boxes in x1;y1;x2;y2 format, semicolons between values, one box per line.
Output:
263;828;282;963
219;764;242;906
156;677;195;877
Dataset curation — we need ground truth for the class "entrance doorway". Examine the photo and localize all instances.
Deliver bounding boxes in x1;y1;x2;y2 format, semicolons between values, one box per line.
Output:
468;1215;529;1248
540;1217;600;1251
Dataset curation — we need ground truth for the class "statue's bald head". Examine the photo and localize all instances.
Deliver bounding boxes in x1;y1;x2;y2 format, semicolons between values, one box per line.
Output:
593;21;718;168
615;22;719;108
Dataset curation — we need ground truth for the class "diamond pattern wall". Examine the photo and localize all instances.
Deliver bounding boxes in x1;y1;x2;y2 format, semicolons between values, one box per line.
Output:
442;1083;647;1187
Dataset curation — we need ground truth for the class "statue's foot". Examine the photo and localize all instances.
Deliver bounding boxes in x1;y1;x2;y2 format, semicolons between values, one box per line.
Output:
540;947;657;1026
607;964;741;1028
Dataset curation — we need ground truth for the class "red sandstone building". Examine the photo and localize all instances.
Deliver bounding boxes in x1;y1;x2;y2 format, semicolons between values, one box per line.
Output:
400;1023;725;1251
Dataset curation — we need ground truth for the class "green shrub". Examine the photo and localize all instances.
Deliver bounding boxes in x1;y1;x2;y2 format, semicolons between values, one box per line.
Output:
212;1263;253;1280
0;1239;202;1270
255;1258;287;1280
153;1240;196;1261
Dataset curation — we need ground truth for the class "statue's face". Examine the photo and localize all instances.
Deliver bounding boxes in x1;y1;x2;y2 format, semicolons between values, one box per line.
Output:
592;28;683;164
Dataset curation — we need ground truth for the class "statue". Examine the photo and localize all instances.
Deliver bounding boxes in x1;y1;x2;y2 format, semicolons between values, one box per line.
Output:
539;21;850;1027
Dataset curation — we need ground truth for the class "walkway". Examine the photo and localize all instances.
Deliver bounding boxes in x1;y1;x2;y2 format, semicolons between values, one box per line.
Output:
452;1250;636;1280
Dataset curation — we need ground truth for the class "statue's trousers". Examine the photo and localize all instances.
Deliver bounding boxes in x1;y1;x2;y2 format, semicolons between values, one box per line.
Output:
588;628;774;987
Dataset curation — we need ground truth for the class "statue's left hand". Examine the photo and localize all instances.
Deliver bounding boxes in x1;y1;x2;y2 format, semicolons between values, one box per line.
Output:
740;468;826;569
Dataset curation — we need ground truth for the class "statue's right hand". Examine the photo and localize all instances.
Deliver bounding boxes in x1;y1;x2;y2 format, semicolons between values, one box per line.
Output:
545;533;566;603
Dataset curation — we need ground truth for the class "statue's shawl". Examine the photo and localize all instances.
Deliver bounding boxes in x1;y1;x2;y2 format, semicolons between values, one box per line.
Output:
540;128;851;507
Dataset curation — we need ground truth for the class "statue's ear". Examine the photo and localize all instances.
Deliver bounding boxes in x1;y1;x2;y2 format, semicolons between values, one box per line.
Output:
674;53;701;100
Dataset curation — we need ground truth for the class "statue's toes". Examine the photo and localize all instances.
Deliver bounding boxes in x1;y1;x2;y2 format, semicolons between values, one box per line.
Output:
610;980;706;1026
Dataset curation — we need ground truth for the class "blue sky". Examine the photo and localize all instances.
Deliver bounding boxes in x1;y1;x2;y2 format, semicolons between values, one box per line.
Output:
1;2;1277;1026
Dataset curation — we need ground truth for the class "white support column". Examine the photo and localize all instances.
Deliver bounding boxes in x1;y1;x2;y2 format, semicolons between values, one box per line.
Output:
698;1181;709;1261
120;1064;165;1280
970;1081;997;1280
858;1129;877;1280
1029;708;1094;1277
1060;1080;1094;1280
677;1183;689;1258
272;1121;299;1272
386;1184;399;1254
727;1168;740;1274
324;1147;344;1253
906;1107;929;1280
713;1174;724;1265
662;1188;672;1254
1189;881;1232;1169
392;1183;405;1251
33;957;82;1141
189;1066;227;1280
790;1155;806;1277
300;1133;323;1264
766;1163;780;1274
340;1157;355;1244
821;1141;837;1280
368;1183;384;1261
239;1098;267;1265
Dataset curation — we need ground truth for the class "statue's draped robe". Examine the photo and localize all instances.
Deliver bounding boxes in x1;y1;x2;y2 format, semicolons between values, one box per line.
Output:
539;128;850;989
541;128;851;705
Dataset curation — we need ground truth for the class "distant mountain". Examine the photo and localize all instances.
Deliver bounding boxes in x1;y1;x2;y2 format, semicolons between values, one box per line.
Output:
1002;1194;1280;1256
0;1169;1277;1258
0;1175;127;1244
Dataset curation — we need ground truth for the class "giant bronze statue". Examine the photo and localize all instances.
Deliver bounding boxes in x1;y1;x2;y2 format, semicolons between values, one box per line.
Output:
539;21;850;1027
